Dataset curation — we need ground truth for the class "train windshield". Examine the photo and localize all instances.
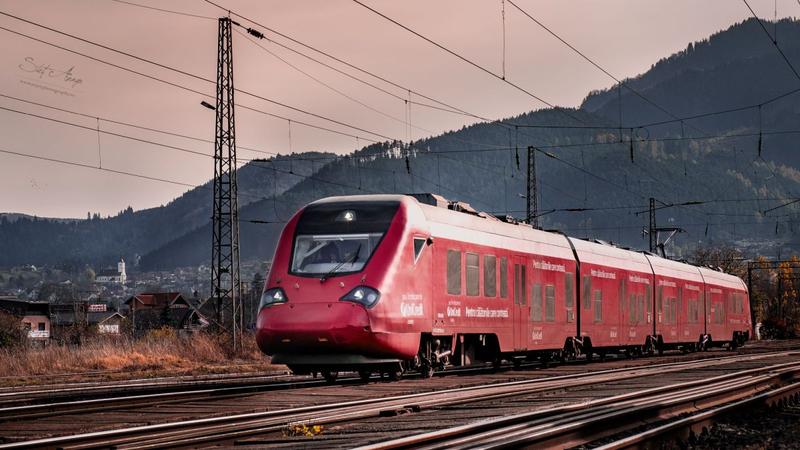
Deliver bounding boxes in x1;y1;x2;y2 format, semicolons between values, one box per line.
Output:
291;233;383;275
289;201;399;277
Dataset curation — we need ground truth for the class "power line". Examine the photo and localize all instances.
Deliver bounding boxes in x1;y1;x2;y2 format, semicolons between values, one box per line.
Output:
201;0;499;122
0;92;288;159
505;0;688;127
0;11;398;141
742;0;800;82
0;146;197;188
108;0;216;20
116;0;800;145
0;25;379;145
0;102;395;195
348;0;589;125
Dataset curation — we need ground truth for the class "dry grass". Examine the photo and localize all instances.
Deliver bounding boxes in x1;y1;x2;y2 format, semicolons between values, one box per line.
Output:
0;329;281;384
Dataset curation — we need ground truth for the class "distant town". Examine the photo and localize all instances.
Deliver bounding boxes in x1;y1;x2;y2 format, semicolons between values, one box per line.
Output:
0;258;270;345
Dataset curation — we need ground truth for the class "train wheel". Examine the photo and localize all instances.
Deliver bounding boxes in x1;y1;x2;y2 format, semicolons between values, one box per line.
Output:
420;364;434;379
492;357;502;371
358;370;372;382
322;371;338;384
388;369;402;381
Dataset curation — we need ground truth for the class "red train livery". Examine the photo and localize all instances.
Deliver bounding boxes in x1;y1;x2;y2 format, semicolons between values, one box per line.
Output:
255;194;751;380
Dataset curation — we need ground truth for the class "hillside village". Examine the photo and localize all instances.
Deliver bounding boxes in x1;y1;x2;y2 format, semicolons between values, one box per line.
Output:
0;259;268;346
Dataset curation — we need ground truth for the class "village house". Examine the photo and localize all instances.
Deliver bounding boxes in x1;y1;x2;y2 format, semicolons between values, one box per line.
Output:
125;292;208;334
0;296;51;345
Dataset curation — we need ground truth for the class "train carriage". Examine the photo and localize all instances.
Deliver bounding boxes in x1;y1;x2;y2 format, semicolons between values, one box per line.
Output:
566;238;655;356
649;255;707;352
256;194;753;380
698;267;751;348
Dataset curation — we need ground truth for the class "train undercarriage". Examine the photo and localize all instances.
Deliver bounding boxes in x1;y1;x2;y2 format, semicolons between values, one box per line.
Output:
279;330;751;383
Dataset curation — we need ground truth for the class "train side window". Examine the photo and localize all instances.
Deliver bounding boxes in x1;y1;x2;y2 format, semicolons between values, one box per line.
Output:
531;283;542;321
446;250;461;295
514;264;521;305
645;288;652;321
520;264;527;305
629;293;636;323
582;275;592;310
413;237;426;264
594;289;602;322
500;257;508;299
565;273;574;322
672;298;678;324
545;285;556;322
657;285;663;315
484;255;497;297
637;294;645;322
466;253;480;297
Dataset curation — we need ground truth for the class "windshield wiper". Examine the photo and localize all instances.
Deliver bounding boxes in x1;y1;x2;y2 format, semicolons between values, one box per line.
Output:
320;244;362;282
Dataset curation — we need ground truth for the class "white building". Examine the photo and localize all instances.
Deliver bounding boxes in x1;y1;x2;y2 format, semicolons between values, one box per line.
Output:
95;258;127;284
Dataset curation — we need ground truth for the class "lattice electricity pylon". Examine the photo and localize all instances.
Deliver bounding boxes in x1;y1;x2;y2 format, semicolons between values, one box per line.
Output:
210;17;242;352
526;146;538;228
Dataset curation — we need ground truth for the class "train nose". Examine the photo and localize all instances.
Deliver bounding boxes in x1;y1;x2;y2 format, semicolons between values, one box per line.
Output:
255;301;371;353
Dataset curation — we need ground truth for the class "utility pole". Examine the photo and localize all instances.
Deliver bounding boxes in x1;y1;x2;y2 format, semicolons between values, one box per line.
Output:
526;146;538;228
641;197;684;257
210;17;242;352
649;197;656;253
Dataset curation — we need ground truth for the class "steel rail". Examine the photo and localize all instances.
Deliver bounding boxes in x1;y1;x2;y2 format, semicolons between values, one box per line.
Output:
0;347;756;421
0;369;293;395
1;350;792;449
0;374;363;421
355;362;800;449
0;371;296;402
592;381;800;449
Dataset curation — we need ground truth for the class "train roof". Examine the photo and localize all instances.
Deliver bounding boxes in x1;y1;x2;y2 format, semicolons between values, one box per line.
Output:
645;254;705;284
308;195;746;287
567;237;652;274
698;266;747;291
309;194;409;205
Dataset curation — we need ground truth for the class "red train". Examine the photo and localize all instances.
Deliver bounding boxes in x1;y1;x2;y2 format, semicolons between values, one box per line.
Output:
255;194;751;381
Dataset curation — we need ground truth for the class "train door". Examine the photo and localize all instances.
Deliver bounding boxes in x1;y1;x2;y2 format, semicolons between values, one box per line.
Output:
512;257;528;350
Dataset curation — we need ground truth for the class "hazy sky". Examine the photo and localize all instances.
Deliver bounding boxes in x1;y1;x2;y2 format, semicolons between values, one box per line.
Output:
0;0;796;218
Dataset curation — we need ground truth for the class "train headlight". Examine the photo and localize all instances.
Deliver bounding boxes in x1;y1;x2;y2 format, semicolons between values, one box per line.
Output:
340;286;380;308
259;288;288;310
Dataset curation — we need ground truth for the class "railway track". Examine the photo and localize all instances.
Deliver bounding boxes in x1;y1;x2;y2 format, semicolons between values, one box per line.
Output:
1;349;795;449
0;343;781;423
356;360;800;449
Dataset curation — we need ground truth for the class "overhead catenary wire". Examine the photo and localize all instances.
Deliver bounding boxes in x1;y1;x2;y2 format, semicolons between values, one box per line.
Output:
742;0;800;82
0;103;397;195
0;11;398;142
7;4;797;229
506;0;692;129
117;0;800;140
201;0;500;122
348;0;590;126
0;25;382;145
108;0;216;20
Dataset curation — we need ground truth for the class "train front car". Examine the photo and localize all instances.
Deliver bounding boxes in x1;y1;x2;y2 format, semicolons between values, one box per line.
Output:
255;195;430;381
